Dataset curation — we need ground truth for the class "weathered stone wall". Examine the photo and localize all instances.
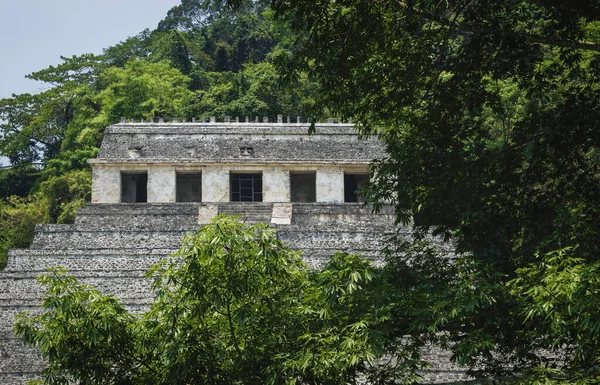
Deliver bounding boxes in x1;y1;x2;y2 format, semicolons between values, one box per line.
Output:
316;169;345;203
91;167;120;203
263;168;290;202
0;203;468;384
96;123;385;162
202;167;230;202
90;122;379;204
148;167;176;203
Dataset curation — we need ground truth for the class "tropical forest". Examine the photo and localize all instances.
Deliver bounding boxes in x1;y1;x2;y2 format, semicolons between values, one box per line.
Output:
2;0;600;384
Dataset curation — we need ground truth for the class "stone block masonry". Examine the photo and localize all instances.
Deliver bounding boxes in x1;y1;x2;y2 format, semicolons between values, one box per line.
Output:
0;203;469;384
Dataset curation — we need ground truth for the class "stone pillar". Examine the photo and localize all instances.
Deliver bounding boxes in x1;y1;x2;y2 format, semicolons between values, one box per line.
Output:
91;167;121;203
316;169;344;202
203;167;230;202
147;167;176;203
263;168;290;202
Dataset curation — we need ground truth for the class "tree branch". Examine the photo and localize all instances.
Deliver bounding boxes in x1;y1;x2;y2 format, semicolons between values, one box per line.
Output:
397;1;600;52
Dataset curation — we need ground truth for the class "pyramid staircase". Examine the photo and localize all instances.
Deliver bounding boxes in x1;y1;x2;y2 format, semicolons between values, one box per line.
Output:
0;202;401;384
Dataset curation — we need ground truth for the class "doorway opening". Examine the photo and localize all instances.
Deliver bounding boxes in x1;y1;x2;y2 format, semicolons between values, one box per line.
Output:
121;172;148;203
290;172;316;202
176;172;202;202
230;173;262;202
344;173;369;202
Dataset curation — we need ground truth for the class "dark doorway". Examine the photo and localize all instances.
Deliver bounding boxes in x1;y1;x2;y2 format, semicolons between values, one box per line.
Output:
176;172;202;202
344;173;369;202
290;172;316;202
121;172;148;203
230;173;262;202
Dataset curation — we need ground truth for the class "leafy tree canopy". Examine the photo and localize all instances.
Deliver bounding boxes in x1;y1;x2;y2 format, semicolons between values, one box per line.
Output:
93;60;193;123
8;1;600;382
0;1;313;266
266;0;600;264
253;0;600;381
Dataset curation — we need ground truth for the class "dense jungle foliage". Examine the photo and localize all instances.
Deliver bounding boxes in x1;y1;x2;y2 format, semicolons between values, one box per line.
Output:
7;0;600;383
0;0;319;268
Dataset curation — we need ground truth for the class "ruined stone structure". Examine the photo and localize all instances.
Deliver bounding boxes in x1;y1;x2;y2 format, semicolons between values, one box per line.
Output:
90;118;380;206
0;119;468;384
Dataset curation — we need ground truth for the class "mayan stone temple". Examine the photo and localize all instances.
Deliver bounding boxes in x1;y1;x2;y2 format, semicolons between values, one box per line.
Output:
0;117;464;384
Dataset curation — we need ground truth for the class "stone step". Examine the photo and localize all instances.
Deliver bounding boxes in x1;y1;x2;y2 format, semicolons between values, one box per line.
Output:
73;203;397;229
76;203;201;215
0;269;149;280
12;225;398;278
30;224;396;250
218;208;273;215
8;248;174;257
291;203;395;215
75;203;201;229
290;204;396;228
291;214;395;228
218;203;274;223
0;305;148;339
218;202;273;210
34;223;199;234
30;227;193;250
0;338;45;379
0;374;41;385
0;296;153;309
0;309;43;337
216;213;273;218
0;275;153;303
71;220;201;231
279;223;400;233
279;230;388;252
5;249;171;273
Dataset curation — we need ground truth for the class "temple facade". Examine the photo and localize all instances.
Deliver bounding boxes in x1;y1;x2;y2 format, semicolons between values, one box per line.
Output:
90;119;383;205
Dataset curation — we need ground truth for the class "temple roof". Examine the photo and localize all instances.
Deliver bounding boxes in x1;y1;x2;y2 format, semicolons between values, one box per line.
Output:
92;122;385;165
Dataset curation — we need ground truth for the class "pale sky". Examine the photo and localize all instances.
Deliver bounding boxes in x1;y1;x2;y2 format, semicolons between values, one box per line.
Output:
0;0;181;99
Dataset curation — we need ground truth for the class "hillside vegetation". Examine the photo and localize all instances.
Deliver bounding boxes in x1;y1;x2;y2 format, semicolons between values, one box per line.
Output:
0;0;319;267
4;0;600;383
